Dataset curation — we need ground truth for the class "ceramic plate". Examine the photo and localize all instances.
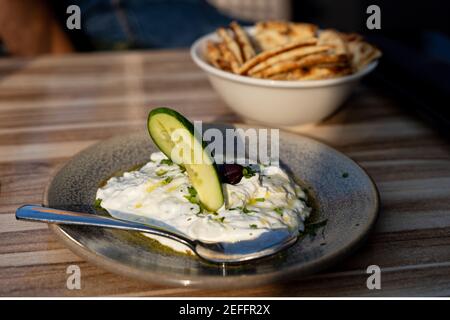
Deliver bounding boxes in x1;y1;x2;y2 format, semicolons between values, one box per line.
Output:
44;124;379;289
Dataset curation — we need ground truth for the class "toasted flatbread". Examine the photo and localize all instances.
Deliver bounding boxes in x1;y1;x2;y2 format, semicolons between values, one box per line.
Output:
218;42;240;73
298;66;352;80
296;52;350;67
252;52;348;78
254;21;317;50
267;68;306;80
203;21;381;80
230;21;255;61
256;21;291;33
238;38;317;75
248;45;331;75
216;43;233;71
217;27;244;65
270;65;351;81
290;23;318;40
347;40;381;70
252;60;302;78
318;29;348;56
205;41;234;71
205;41;223;68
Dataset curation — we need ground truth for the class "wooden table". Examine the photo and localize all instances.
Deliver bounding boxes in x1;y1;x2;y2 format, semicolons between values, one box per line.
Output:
1;50;449;297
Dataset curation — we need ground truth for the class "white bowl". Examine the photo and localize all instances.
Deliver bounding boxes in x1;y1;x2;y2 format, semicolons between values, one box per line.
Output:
190;27;378;127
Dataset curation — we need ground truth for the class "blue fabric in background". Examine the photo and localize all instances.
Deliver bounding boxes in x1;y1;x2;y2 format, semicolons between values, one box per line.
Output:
61;0;244;50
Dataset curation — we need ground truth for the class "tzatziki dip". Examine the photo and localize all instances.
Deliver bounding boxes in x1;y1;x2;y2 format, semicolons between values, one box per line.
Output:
96;152;311;254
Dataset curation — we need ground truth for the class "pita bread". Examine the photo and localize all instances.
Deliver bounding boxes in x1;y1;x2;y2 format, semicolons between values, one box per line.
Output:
341;32;364;43
347;40;381;70
217;27;244;65
203;21;381;80
252;60;302;78
218;42;240;73
248;45;331;75
318;29;348;56
230;21;255;61
205;41;223;68
268;68;306;80
290;23;318;40
270;66;351;81
252;52;348;78
216;43;233;71
238;38;317;75
255;21;317;50
256;21;291;33
298;66;352;80
296;52;350;67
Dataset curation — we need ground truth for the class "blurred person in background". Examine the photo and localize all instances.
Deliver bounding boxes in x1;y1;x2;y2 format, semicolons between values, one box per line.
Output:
0;0;239;56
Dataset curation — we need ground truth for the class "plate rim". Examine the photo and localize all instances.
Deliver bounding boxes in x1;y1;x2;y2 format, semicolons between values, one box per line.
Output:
43;124;380;289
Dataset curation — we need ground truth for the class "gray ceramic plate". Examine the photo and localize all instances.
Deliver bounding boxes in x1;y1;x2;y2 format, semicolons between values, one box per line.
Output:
44;124;379;289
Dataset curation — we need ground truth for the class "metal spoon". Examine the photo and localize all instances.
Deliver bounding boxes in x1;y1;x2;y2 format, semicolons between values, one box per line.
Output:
16;205;298;264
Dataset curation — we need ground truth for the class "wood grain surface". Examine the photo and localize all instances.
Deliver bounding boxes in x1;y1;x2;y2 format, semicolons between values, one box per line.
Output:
0;50;449;297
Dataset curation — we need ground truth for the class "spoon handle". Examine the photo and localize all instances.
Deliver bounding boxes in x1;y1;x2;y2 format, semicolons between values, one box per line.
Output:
16;205;196;250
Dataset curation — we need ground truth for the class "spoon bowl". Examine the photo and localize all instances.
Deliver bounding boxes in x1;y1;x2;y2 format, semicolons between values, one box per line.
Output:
16;205;298;264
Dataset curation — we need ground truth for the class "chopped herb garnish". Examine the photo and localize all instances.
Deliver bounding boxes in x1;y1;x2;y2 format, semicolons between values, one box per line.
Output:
160;159;173;166
156;169;167;176
94;198;102;209
184;187;199;203
342;172;349;178
187;186;197;197
215;217;225;223
254;197;265;202
162;176;173;184
250;224;258;229
242;166;256;178
184;194;199;204
236;206;255;214
184;186;207;213
243;207;255;214
274;207;284;216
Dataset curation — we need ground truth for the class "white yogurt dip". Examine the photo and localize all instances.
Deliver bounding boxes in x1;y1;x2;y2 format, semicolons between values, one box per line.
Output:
96;152;311;253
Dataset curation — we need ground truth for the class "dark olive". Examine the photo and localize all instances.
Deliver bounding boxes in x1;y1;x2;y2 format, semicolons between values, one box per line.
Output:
218;164;244;185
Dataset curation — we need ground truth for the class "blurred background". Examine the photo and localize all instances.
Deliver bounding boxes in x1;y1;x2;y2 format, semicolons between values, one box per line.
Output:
0;0;449;134
0;0;448;55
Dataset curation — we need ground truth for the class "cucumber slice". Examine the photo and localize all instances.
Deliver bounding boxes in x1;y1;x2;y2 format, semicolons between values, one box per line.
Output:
147;107;224;212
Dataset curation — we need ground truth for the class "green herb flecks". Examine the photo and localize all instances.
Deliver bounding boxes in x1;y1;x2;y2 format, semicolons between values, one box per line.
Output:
342;172;349;178
184;186;198;203
274;207;284;216
243;206;255;214
188;186;197;196
234;206;255;214
254;198;265;202
214;216;225;223
162;176;173;185
156;169;167;176
242;166;256;178
249;224;258;229
160;159;173;166
184;186;208;214
94;198;102;209
184;187;200;205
